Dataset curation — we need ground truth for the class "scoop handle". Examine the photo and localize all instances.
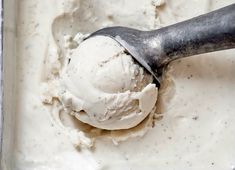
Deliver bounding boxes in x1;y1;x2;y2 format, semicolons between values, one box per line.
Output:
153;3;235;65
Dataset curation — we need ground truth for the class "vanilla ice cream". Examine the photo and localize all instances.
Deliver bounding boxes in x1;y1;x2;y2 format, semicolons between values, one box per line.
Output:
7;0;235;170
59;36;158;130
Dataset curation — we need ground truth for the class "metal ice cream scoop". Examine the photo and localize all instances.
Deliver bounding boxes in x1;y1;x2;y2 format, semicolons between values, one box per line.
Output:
88;4;235;87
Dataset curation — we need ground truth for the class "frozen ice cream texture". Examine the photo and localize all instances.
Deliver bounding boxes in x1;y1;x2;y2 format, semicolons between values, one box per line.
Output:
59;36;158;130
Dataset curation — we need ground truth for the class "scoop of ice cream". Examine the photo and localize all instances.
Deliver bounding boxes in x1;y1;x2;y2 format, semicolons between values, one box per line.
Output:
59;36;158;130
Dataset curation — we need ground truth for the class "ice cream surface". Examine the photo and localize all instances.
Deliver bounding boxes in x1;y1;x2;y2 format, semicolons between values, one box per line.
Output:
9;0;235;170
59;36;158;130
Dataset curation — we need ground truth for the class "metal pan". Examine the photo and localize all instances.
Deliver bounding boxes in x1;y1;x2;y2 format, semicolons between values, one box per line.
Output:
0;0;17;169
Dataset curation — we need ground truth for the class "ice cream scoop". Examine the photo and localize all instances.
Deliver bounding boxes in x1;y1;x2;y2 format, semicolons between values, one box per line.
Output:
89;4;235;86
59;36;158;130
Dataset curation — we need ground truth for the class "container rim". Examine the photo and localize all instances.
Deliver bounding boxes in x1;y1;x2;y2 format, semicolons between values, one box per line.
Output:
0;0;3;163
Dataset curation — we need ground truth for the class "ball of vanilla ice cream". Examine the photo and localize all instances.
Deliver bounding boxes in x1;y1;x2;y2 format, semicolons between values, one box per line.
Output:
59;36;158;130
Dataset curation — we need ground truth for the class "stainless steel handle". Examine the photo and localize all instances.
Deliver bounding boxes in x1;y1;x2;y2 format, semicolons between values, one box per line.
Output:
150;3;235;65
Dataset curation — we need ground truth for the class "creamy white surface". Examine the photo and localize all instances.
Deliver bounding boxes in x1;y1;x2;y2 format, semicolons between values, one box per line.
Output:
11;0;235;170
59;35;157;130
